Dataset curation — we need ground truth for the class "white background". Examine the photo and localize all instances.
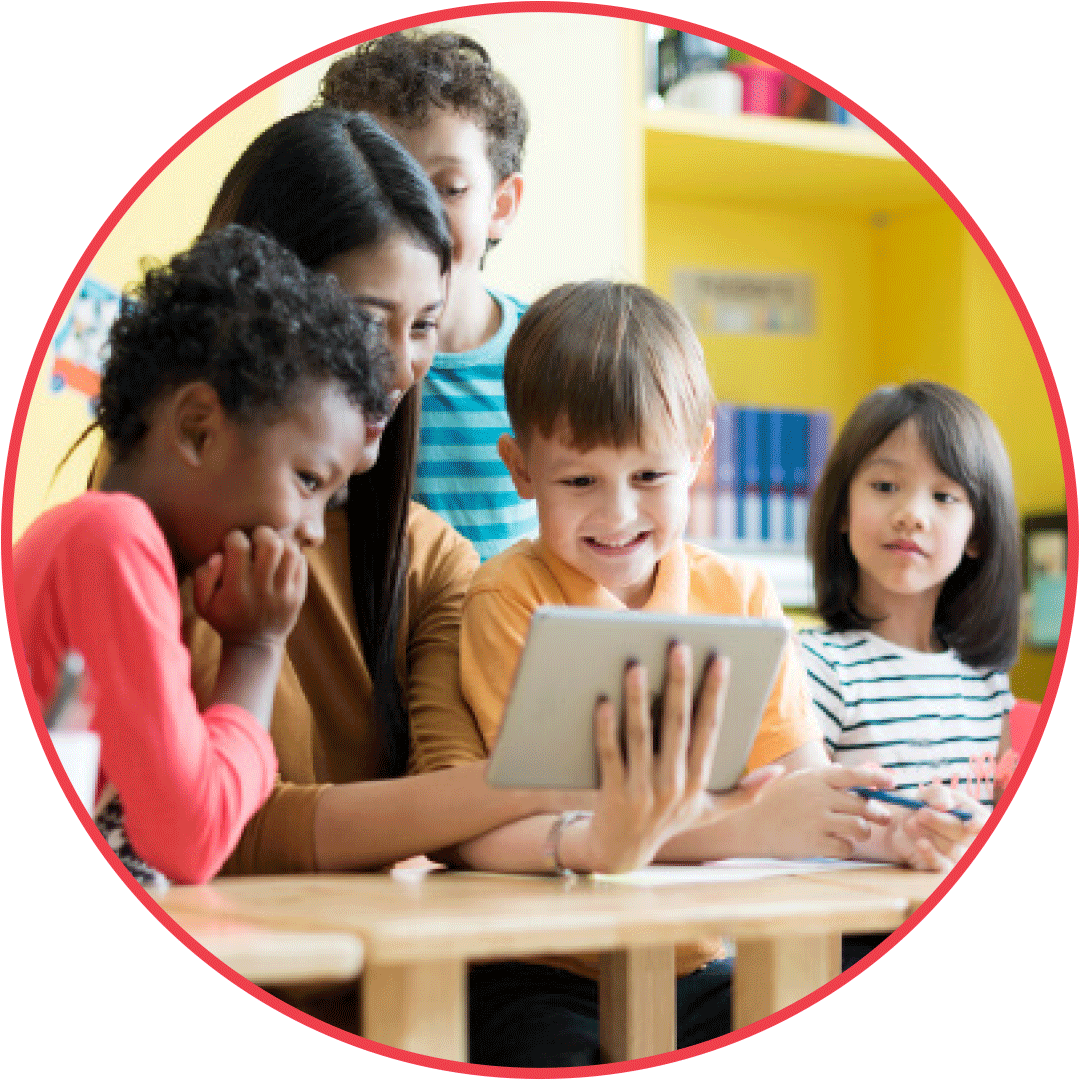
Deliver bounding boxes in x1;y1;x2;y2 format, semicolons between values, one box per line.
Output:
3;1;1075;1076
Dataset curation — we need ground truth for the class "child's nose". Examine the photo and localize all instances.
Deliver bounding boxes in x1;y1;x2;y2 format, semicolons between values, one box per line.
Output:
295;514;326;549
894;493;928;530
601;483;637;526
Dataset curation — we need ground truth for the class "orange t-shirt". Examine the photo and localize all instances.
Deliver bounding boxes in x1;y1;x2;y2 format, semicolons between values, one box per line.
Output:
459;538;819;979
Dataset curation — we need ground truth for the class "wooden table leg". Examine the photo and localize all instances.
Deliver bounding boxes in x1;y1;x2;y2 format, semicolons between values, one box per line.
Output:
361;958;467;1062
597;944;676;1062
732;933;840;1030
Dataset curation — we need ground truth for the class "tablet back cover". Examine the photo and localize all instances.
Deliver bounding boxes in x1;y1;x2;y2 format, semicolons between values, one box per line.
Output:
487;607;789;791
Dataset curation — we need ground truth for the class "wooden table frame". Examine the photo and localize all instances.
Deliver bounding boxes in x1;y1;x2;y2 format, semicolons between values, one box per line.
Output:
160;867;931;1063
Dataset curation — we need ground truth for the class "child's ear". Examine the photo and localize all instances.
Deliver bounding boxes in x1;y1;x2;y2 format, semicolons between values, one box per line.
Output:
965;536;981;560
488;172;524;244
497;432;534;499
169;382;226;467
691;420;715;471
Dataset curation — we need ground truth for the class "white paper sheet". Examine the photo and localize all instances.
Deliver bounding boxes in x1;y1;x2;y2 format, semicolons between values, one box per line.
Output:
592;857;886;885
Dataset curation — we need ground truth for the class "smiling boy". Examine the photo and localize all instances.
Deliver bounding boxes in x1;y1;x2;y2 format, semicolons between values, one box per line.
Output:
320;30;538;559
445;281;895;1067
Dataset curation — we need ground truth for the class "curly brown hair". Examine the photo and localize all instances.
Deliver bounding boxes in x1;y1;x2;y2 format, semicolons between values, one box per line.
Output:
319;30;528;182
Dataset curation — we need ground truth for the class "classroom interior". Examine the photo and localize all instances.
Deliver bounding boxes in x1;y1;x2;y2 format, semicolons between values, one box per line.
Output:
10;11;1068;1063
14;12;1065;703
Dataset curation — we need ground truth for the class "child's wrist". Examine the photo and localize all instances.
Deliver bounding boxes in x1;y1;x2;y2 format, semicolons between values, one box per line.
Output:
220;634;286;666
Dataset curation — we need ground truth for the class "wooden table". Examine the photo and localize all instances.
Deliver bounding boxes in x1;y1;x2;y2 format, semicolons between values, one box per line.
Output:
158;866;925;1063
814;866;945;916
162;909;364;987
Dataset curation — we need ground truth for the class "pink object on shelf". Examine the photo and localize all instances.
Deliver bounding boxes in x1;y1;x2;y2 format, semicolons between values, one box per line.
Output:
729;64;785;115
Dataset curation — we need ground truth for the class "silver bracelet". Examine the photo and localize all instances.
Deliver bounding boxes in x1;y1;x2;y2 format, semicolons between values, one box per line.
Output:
542;811;591;876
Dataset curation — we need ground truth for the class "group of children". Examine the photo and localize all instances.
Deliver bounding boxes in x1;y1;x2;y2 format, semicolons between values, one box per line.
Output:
15;27;1025;1067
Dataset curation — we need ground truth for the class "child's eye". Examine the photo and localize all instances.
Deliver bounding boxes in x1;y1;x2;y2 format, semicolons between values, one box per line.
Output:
869;480;897;493
411;319;440;336
561;476;593;489
934;491;962;504
296;471;323;493
636;471;668;484
441;185;468;198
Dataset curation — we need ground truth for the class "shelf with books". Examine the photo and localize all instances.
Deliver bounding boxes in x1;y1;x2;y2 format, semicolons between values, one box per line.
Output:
686;402;825;611
643;105;899;157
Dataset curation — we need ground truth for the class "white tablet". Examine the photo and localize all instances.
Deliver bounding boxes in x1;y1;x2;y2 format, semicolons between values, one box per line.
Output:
486;605;791;792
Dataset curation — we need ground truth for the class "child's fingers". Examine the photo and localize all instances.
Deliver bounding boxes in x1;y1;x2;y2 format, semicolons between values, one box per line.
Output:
686;654;729;793
823;808;874;846
910;836;952;873
191;551;224;614
273;539;304;595
826;764;895;792
906;814;966;859
816;833;856;859
285;543;308;605
739;763;783;792
218;530;253;597
828;780;893;826
249;526;285;594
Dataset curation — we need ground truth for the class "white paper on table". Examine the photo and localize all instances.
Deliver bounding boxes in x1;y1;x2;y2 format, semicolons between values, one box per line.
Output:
591;857;887;886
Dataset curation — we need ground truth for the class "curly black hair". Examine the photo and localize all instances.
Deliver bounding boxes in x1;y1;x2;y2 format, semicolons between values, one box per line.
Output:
97;224;394;460
319;30;529;182
201;110;452;780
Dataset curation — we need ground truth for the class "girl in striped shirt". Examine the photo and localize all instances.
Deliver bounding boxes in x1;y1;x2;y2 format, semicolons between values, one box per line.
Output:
801;381;1022;874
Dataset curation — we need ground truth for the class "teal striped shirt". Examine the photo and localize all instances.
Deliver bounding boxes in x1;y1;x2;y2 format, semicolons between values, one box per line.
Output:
415;290;539;561
799;628;1012;803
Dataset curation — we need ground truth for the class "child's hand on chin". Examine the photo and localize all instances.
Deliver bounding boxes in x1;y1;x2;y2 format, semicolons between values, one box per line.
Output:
192;526;308;648
888;782;987;872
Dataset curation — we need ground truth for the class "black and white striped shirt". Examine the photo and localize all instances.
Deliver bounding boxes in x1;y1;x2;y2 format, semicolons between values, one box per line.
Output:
799;628;1013;798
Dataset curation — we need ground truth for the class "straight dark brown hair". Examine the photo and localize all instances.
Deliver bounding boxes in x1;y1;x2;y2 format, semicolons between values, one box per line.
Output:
205;108;452;777
808;381;1022;669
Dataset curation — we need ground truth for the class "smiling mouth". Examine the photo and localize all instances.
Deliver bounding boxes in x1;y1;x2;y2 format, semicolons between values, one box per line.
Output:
585;531;650;554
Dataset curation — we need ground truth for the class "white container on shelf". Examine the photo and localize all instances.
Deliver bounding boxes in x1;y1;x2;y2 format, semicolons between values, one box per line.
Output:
664;71;742;116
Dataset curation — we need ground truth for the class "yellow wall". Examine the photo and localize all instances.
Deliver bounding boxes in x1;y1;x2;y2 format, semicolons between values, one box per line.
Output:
645;199;877;421
960;230;1064;517
645;183;1065;701
11;86;283;542
872;205;964;389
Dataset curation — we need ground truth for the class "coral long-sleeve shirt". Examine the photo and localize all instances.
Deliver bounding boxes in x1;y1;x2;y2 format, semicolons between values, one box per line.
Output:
13;492;278;884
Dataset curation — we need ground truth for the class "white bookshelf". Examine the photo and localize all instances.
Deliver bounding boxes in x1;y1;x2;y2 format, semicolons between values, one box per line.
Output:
691;540;815;610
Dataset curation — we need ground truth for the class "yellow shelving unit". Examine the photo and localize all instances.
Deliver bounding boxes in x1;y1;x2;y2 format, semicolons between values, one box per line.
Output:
627;24;1064;698
642;107;938;214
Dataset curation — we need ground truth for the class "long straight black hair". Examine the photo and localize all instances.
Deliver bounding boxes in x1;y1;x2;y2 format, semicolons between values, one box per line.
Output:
808;381;1022;670
205;107;452;777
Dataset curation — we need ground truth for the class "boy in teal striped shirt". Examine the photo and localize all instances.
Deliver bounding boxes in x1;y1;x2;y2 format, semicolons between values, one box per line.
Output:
321;30;539;560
